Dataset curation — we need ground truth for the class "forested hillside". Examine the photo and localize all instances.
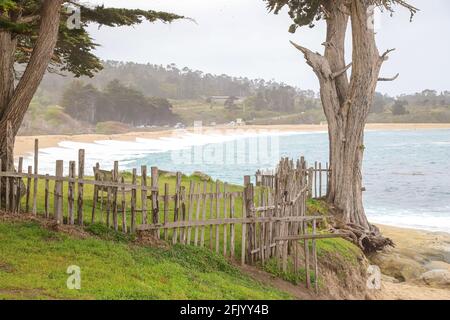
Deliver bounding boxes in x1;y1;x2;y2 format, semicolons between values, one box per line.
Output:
19;61;450;135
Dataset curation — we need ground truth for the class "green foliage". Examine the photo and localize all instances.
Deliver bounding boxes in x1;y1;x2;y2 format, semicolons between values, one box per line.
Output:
0;220;292;300
2;1;184;78
264;0;418;33
61;79;179;126
391;100;409;116
316;237;362;266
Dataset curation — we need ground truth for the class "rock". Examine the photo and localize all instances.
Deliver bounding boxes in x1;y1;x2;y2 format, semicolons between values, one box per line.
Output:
420;269;450;287
381;274;400;283
371;253;425;282
424;261;450;272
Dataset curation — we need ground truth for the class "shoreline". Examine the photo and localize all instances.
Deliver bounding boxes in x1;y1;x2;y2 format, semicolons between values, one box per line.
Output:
14;123;450;157
374;224;450;299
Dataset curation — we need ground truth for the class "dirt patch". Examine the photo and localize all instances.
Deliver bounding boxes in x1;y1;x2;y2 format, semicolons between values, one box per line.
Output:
0;288;56;299
0;261;15;273
0;211;90;239
135;230;169;249
239;264;319;300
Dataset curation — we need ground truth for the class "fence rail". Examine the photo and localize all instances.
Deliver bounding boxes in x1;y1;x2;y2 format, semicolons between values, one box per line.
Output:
0;138;338;292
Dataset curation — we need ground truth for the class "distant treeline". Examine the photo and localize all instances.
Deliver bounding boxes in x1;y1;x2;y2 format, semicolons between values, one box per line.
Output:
39;61;319;113
37;60;450;122
61;80;179;126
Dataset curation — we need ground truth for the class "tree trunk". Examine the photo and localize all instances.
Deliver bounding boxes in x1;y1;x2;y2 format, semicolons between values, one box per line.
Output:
0;0;63;171
291;0;394;252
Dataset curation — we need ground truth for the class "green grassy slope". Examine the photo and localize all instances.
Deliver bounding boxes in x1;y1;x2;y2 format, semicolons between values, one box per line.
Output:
0;219;292;300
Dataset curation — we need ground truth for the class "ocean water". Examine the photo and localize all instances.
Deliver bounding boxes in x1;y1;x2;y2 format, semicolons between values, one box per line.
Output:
22;129;450;233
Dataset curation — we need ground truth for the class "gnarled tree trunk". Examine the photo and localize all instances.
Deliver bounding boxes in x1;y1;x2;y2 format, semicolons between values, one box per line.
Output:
0;0;63;173
291;0;394;252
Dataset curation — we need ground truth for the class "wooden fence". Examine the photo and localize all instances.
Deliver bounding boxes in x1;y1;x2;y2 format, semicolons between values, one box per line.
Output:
0;139;339;292
256;160;330;199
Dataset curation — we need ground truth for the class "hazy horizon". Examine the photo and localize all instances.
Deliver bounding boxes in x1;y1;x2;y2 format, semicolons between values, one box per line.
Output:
84;0;450;97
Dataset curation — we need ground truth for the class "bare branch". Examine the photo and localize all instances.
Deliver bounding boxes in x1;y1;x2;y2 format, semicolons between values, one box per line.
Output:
380;48;396;61
331;63;352;79
289;40;313;55
17;15;40;24
378;73;399;82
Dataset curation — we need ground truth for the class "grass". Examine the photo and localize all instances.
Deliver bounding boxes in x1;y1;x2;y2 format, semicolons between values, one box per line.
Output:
0;220;293;300
16;172;265;259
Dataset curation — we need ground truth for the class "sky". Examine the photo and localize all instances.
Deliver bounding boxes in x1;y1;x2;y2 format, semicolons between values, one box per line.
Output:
85;0;450;96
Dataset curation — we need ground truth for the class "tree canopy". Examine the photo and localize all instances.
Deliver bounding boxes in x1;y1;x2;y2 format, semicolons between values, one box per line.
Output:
264;0;417;33
0;0;184;77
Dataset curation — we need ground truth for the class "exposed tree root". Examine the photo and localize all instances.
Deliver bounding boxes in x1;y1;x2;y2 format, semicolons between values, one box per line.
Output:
329;221;394;254
325;207;394;254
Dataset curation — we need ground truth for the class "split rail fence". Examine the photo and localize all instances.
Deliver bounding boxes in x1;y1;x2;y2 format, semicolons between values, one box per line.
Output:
0;138;338;291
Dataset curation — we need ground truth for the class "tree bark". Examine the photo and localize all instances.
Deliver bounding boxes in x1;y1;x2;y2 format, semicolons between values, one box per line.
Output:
291;0;393;252
0;0;63;172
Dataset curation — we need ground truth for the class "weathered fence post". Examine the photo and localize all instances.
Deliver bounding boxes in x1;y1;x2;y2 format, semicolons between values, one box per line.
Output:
113;161;119;231
91;163;99;223
121;176;127;233
44;174;49;218
312;218;319;293
151;166;159;238
16;157;23;213
130;168;137;233
194;183;202;246
215;181;220;253
32;139;38;215
172;172;182;244
230;192;235;259
200;181;207;247
68;161;76;225
307;168;313;199
223;182;228;256
319;162;322;198
54;160;64;224
141;165;148;225
244;177;254;265
26;166;32;212
77;149;85;225
163;183;169;240
186;180;195;244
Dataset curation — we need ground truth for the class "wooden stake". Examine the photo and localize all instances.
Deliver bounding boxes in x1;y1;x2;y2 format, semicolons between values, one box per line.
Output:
151;167;159;238
44;175;49;218
163;183;169;240
141;165;147;225
77;149;85;225
121;176;127;234
68;161;75;225
32;139;38;215
130;168;137;233
26;166;32;212
54;160;64;225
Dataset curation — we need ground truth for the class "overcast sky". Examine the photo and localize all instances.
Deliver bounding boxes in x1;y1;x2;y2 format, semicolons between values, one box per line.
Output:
86;0;450;96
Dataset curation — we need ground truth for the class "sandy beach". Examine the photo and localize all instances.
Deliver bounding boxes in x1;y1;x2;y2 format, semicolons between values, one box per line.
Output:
375;225;450;299
14;123;450;157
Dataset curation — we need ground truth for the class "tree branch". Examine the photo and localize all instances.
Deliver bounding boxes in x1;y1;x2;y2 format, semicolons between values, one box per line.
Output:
331;63;352;79
289;40;332;78
378;73;399;82
380;48;396;61
17;15;40;24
